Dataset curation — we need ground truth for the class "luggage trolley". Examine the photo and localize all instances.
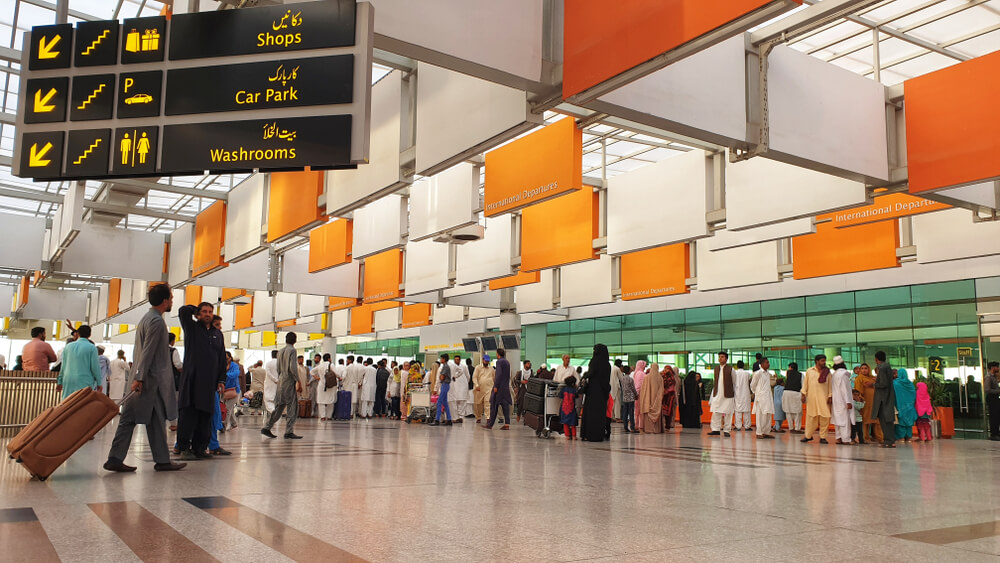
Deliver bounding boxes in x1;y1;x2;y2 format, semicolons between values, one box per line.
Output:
406;383;433;424
523;378;561;439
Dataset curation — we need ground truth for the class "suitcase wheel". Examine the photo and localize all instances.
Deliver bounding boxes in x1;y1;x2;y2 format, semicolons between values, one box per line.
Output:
541;429;550;439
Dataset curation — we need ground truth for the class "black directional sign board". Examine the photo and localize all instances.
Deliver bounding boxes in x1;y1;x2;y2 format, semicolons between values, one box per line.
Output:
113;126;159;176
117;70;163;119
160;115;351;174
165;55;353;115
168;0;355;60
66;128;111;178
70;73;116;121
19;131;64;179
28;24;72;70
15;0;369;181
23;77;68;124
74;20;119;67
121;16;166;64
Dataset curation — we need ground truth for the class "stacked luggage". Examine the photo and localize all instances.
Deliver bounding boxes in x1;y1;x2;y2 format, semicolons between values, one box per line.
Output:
522;377;560;438
7;387;119;481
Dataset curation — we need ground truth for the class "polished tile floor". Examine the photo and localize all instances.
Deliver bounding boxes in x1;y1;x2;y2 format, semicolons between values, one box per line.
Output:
3;415;1000;562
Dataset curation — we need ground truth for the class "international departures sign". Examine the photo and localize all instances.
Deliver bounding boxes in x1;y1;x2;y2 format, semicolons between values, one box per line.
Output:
13;0;372;181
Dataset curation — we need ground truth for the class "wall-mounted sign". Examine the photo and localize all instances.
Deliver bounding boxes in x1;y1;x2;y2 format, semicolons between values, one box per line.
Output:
14;0;372;181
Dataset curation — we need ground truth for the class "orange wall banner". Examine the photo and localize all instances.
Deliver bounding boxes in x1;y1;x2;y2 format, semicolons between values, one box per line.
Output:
484;118;582;217
17;275;30;310
488;270;541;291
363;249;403;303
107;278;122;317
520;187;598;272
563;0;797;99
234;302;253;330
350;304;374;335
329;296;360;311
620;244;690;301
402;303;433;328
221;288;246;302
184;285;203;306
822;193;949;228
905;50;1000;194
792;220;899;280
276;319;297;329
308;218;353;272
267;170;325;242
192;201;228;277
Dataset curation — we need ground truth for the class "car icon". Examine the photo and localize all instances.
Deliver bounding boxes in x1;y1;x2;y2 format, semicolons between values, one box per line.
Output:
125;93;153;105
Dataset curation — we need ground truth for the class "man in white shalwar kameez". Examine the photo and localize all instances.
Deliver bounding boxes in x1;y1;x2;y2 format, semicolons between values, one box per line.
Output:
709;352;736;436
611;360;623;421
312;353;337;420
733;361;753;431
264;350;279;414
449;355;470;424
830;355;854;445
750;358;775;439
341;355;365;417
358;357;377;418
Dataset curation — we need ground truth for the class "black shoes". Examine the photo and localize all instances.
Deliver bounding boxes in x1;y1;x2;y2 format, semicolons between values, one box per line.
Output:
103;460;137;473
819;439;829;444
211;448;232;456
179;450;212;461
154;462;187;472
707;431;720;436
261;429;277;438
800;437;814;443
284;433;303;439
428;421;440;426
723;432;731;437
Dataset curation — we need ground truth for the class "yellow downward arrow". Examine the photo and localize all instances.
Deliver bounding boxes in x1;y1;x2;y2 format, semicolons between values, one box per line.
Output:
34;88;57;113
29;142;53;167
38;35;61;60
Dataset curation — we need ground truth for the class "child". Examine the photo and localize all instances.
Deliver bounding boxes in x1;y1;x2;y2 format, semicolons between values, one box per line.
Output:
621;370;638;433
772;377;786;433
915;381;934;442
851;389;865;445
560;376;579;440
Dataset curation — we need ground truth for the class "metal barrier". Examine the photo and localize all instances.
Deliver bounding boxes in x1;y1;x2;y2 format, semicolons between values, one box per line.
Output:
0;370;60;437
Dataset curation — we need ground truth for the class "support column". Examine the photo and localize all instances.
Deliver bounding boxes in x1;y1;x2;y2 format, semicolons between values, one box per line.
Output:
523;324;547;370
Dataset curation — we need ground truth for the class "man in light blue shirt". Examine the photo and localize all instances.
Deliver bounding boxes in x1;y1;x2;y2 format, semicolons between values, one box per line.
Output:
56;325;102;399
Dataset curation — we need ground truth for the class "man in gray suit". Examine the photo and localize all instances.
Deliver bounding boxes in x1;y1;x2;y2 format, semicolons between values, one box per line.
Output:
104;283;186;472
261;332;303;439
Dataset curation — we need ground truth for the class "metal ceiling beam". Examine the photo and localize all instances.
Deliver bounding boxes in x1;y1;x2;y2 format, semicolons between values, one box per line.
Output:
0;46;21;64
19;0;102;22
84;201;196;222
107;177;229;200
750;0;885;45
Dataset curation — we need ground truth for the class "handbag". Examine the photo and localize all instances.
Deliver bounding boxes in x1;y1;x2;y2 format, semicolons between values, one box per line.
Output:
223;387;238;400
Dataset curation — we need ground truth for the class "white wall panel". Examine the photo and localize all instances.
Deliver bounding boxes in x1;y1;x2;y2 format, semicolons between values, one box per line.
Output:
87;290;100;324
696;240;780;291
419;319;486;351
767;45;889;183
607;150;711;254
218;303;235;332
166;289;184;328
281;247;361;297
409;163;478;240
415;62;533;176
201;286;220;305
374;307;401;332
130;279;146;306
726;157;866;230
932;182;999;210
118;279;134;312
224;174;266;262
331;309;350;337
468;307;500;320
447;289;502;308
455;216;513;285
167;223;193;287
516;269;555;313
274;292;297;321
432;304;465;324
299;294;327;317
594;36;747;145
326;71;403;214
0;286;13;317
0;213;46;270
252;291;274;326
61;224;165;280
46;207;63;261
197;250;269;291
404;238;451;295
59;183;85;247
443;283;484;298
913;208;1000;264
560;255;613;308
98;285;109;322
247;332;263;349
21;288;88;321
707;218;814;251
352;194;406;259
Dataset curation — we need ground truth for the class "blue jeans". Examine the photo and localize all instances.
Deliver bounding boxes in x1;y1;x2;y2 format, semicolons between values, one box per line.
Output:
622;401;635;431
436;383;451;421
209;392;221;450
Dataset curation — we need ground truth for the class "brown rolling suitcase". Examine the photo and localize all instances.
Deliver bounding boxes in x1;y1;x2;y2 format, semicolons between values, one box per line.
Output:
7;387;118;481
298;399;313;418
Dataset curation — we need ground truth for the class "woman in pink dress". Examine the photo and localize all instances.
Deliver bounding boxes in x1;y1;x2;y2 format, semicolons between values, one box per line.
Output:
633;360;647;431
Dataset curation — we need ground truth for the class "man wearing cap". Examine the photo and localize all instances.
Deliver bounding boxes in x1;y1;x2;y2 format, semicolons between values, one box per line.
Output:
472;355;495;424
830;355;854;445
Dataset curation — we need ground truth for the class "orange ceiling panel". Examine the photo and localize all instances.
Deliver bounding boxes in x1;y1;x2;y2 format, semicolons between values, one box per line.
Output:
820;193;949;228
192;201;228;276
308;218;353;272
401;303;433;328
620;244;690;301
520;187;598;272
363;249;404;303
488;270;540;291
267;170;325;242
792;220;900;280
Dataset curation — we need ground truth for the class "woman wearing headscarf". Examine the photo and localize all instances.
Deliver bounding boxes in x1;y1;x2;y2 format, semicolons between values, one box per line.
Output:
893;368;917;442
638;362;665;433
632;360;648;431
679;371;702;428
914;381;934;442
661;365;678;431
580;344;612;442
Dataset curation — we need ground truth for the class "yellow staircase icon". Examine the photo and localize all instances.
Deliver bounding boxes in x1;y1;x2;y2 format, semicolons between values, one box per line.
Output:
77;83;106;110
81;29;110;56
73;138;103;165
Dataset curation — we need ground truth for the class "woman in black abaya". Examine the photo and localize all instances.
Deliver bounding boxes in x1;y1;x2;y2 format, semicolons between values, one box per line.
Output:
679;371;703;428
580;344;612;442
